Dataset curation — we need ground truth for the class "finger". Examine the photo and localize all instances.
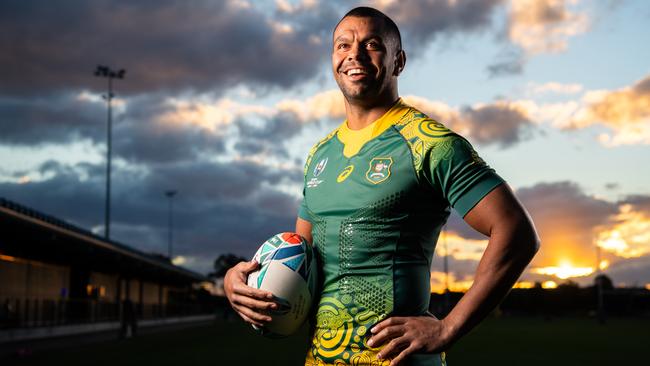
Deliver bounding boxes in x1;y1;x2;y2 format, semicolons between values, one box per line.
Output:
237;311;264;328
368;325;404;347
232;293;277;312
376;336;409;361
234;303;273;324
232;282;274;300
241;259;260;274
389;345;418;366
371;317;407;334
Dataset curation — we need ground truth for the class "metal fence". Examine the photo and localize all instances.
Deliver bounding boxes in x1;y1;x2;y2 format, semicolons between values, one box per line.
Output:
0;297;212;329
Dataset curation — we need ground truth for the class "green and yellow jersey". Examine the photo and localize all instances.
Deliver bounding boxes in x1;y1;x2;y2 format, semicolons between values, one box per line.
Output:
299;99;504;366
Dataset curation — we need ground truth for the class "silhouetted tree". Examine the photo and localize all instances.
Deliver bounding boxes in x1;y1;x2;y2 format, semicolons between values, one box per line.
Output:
595;274;614;291
210;254;247;278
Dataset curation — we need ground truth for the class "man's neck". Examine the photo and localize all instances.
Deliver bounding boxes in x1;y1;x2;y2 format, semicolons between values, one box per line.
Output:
344;94;400;131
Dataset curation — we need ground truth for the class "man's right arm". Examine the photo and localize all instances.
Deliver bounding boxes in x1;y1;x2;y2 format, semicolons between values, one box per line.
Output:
295;217;313;244
223;217;313;326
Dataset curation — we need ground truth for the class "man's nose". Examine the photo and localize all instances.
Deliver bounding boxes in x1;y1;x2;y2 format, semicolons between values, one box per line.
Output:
347;42;368;62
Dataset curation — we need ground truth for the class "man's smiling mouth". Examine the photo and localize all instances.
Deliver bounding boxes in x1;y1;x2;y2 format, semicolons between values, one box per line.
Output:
345;68;368;76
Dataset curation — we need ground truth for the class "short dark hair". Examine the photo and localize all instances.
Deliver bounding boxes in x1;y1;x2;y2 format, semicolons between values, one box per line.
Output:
335;6;402;51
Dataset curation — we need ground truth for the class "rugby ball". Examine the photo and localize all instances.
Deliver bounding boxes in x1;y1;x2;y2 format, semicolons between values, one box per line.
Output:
247;232;318;337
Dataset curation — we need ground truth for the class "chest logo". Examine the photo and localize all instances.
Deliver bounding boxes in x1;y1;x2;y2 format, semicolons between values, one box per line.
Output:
313;157;328;177
366;157;393;184
337;165;354;183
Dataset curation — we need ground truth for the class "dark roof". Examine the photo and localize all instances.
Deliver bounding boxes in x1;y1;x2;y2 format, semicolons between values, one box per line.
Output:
0;197;208;283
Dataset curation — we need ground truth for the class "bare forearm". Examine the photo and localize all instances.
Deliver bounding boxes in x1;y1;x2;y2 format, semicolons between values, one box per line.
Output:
442;216;539;345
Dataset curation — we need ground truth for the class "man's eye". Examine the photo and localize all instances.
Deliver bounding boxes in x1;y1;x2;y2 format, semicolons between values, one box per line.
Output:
337;43;349;50
366;42;380;49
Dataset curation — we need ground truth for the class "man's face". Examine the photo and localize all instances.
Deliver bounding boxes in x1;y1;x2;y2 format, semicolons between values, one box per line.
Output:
332;16;402;102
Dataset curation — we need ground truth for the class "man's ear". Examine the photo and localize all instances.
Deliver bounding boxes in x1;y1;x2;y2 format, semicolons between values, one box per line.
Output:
394;49;406;76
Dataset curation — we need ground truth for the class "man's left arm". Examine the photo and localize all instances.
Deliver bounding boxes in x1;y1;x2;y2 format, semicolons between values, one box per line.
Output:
368;183;540;365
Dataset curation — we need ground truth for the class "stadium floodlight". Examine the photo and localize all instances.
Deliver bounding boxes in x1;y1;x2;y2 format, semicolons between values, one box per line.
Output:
94;65;126;239
165;190;178;260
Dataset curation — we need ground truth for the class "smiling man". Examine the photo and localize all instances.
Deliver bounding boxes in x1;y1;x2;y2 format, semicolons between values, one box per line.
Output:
225;6;539;366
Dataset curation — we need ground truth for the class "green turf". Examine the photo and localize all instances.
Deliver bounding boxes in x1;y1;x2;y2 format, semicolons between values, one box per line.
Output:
4;316;649;365
449;316;648;365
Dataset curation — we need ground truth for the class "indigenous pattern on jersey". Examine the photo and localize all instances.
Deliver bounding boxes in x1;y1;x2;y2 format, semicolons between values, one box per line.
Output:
299;99;504;366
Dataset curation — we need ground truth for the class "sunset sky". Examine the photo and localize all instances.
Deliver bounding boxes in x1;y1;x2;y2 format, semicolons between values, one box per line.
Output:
1;0;649;291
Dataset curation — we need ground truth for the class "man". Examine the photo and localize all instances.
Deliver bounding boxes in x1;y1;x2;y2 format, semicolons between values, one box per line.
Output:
225;7;539;366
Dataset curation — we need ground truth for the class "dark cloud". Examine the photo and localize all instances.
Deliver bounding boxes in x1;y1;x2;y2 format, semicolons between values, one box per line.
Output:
233;140;265;156
0;0;519;98
412;98;535;148
605;254;650;287
459;103;534;148
0;156;303;274
621;194;650;215
0;161;105;229
430;254;481;282
114;96;228;164
0;91;230;163
486;57;524;77
376;0;504;56
0;93;104;146
238;112;303;140
234;111;306;158
0;0;326;97
445;210;485;241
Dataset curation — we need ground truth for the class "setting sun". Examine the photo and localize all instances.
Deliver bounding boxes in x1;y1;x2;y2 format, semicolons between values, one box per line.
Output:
531;260;595;280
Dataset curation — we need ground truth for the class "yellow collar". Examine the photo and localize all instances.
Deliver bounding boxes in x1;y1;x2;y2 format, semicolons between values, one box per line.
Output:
337;99;409;157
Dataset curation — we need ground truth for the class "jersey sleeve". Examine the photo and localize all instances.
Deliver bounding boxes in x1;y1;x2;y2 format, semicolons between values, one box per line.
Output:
425;135;504;217
297;127;340;223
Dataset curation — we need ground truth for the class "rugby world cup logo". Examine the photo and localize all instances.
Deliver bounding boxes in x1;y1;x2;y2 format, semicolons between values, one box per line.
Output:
366;157;392;184
313;157;328;177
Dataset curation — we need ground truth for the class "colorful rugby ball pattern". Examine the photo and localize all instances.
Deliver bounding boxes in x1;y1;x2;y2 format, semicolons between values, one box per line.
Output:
247;232;318;337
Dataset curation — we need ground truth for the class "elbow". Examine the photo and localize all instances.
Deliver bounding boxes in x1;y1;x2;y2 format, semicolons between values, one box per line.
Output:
512;214;540;263
530;234;541;260
522;220;541;262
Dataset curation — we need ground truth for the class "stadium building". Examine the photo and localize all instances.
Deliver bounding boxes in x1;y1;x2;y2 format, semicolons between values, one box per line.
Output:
0;197;214;343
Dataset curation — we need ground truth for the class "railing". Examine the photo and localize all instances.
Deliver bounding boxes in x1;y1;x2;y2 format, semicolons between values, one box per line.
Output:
0;297;215;330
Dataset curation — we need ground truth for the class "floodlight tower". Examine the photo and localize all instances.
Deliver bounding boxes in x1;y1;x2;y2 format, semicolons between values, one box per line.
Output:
165;190;178;259
442;225;450;313
94;65;126;239
596;244;605;324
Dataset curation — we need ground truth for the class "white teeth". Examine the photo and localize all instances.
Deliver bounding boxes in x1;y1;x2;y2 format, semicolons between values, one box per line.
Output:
346;68;366;76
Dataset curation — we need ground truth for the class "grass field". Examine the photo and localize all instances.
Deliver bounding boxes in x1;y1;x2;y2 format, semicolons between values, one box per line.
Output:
4;316;649;365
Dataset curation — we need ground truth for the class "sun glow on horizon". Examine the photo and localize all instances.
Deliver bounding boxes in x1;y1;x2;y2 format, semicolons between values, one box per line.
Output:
513;281;535;289
542;281;558;289
531;260;595;280
429;271;474;294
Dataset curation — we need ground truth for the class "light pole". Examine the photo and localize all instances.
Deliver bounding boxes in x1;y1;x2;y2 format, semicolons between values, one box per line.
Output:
596;245;605;324
94;65;126;239
442;225;450;313
165;190;177;259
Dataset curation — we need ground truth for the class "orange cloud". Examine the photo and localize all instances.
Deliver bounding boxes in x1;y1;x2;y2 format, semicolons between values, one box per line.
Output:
596;204;650;258
430;270;475;294
158;97;271;133
527;82;583;95
435;232;487;261
564;75;650;146
507;0;588;54
154;89;345;137
276;89;345;122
